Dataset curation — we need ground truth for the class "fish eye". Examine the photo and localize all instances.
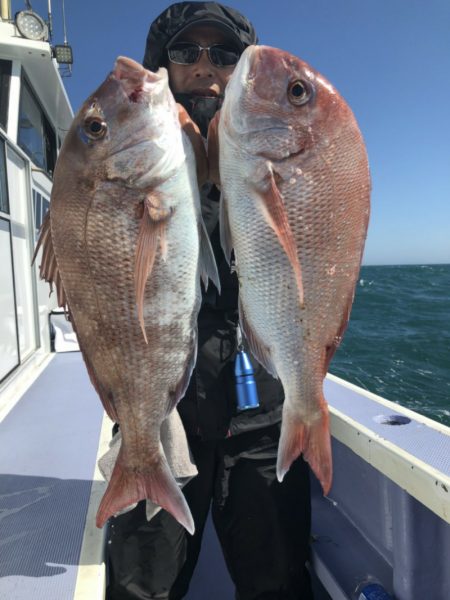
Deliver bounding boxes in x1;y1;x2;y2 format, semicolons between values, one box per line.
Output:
84;117;107;139
288;80;311;105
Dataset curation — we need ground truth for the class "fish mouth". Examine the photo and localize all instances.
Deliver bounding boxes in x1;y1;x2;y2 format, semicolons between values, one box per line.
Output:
113;56;165;103
240;45;260;86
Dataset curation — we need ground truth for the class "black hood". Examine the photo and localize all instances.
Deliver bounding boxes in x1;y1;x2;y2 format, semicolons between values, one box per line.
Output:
143;1;257;72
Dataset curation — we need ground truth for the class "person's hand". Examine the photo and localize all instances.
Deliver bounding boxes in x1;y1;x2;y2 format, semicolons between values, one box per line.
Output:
177;104;209;186
206;110;221;187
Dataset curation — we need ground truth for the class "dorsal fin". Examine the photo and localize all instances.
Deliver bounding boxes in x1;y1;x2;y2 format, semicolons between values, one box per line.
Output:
32;210;68;310
219;193;233;265
199;219;221;293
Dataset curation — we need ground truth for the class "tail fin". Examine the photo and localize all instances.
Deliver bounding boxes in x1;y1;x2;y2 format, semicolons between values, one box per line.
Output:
96;446;194;534
277;402;332;495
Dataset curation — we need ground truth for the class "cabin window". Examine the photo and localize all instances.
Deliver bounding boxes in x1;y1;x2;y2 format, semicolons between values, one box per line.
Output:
0;60;11;132
32;189;49;239
0;139;9;214
17;78;57;176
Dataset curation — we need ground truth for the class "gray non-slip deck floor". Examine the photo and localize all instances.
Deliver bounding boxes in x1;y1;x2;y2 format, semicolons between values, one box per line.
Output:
0;352;334;599
0;353;236;600
0;353;104;600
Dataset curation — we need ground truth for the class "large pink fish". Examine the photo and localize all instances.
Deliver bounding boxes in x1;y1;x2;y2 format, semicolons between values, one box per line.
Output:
34;57;219;533
209;45;370;493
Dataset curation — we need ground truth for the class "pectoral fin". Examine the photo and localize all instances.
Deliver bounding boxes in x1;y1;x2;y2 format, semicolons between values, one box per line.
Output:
135;194;172;342
254;170;304;308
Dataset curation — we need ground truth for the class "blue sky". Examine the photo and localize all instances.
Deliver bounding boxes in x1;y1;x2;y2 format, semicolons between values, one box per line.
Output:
15;0;450;265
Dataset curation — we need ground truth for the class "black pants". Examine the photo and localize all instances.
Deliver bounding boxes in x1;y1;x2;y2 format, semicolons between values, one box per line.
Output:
105;424;313;600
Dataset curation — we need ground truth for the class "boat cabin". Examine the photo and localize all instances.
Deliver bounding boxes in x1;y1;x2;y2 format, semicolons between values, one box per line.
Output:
0;4;72;390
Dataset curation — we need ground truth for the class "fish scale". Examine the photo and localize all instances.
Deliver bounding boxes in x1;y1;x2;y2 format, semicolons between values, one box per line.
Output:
212;45;370;494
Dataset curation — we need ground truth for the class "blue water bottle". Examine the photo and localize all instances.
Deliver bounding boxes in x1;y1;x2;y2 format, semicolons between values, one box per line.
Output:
234;324;260;412
354;579;393;600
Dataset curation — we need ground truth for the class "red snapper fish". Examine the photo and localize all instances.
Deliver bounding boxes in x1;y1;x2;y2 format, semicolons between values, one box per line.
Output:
34;57;219;533
208;45;370;494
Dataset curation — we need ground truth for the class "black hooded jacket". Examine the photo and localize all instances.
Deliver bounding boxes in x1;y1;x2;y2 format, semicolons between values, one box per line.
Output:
179;183;285;440
143;2;284;439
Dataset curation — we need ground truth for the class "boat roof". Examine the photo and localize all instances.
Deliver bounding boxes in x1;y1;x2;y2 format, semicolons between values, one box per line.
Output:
0;21;73;140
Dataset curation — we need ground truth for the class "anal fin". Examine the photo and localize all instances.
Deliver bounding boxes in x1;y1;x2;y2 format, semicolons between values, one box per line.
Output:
238;297;278;378
81;350;119;423
167;330;198;416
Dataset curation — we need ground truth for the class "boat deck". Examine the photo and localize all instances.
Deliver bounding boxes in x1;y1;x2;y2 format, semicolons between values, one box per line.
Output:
0;354;105;599
1;352;449;599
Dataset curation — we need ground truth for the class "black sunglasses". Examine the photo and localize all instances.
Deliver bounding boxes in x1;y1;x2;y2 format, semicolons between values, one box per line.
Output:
167;42;241;67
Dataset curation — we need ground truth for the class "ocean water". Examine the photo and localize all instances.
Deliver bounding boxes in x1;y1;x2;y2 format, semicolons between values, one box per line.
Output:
329;264;450;426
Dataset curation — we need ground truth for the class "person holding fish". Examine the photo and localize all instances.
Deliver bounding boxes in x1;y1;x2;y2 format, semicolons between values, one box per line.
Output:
105;2;314;600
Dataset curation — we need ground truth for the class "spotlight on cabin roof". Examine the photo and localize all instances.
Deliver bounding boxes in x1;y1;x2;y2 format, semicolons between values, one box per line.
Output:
15;10;49;41
53;44;73;65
